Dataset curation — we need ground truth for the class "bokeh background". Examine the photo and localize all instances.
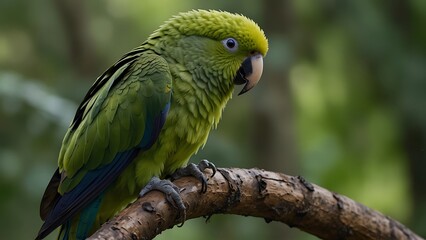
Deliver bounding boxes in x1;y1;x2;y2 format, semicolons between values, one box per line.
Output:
1;0;425;239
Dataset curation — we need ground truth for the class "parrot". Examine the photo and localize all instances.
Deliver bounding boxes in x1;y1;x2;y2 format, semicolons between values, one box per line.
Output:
36;9;268;240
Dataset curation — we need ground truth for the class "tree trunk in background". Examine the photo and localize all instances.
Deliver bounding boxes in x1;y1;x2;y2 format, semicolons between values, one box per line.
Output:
255;0;299;238
54;0;100;77
258;0;298;181
403;122;426;235
389;0;426;235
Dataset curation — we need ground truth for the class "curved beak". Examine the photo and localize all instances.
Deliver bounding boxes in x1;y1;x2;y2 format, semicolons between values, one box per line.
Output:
233;53;264;95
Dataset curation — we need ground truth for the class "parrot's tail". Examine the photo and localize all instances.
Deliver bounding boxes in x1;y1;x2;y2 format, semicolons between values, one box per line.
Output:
57;222;70;240
56;194;103;240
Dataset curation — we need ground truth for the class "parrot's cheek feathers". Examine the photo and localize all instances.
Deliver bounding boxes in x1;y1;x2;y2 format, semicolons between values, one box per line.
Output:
234;53;264;95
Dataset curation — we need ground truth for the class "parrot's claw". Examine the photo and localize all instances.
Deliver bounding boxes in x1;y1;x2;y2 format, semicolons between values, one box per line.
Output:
139;176;186;223
169;159;216;193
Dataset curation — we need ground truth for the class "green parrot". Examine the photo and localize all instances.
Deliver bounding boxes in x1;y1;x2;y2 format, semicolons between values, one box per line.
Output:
36;9;268;240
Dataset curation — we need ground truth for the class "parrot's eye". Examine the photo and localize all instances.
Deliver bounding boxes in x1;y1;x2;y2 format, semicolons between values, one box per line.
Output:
222;38;238;52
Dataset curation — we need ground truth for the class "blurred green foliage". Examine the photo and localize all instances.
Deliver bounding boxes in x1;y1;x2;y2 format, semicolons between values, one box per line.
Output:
1;0;425;239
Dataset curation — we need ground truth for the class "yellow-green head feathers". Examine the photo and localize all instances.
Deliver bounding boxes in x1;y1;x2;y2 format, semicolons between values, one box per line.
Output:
150;10;268;57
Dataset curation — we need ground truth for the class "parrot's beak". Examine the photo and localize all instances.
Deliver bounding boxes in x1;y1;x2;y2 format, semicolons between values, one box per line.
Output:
233;53;264;95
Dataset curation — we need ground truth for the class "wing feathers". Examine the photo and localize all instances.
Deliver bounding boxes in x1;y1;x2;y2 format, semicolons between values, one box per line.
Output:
37;52;172;239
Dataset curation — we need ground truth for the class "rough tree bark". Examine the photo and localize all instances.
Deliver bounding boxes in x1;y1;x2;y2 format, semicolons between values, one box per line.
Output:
88;168;422;240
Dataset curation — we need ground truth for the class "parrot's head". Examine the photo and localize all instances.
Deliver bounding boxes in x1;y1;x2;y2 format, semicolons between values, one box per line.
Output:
151;10;269;95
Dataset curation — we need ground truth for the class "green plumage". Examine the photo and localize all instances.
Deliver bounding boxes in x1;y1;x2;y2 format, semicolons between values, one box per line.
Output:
37;10;268;240
58;53;172;194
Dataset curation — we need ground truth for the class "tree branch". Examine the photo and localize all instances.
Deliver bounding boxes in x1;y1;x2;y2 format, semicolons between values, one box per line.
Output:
88;168;422;240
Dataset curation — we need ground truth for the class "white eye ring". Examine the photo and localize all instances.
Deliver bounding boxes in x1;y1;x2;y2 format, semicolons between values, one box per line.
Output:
222;38;238;52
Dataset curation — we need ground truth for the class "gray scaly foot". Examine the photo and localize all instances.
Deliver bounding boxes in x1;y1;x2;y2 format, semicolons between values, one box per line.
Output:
169;159;216;193
139;176;186;223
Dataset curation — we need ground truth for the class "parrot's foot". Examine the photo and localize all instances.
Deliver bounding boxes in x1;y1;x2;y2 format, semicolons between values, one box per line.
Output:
169;159;216;193
139;177;186;223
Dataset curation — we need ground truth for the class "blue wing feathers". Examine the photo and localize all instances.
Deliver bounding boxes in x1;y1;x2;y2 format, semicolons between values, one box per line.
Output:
139;102;170;149
76;193;104;239
36;149;139;240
